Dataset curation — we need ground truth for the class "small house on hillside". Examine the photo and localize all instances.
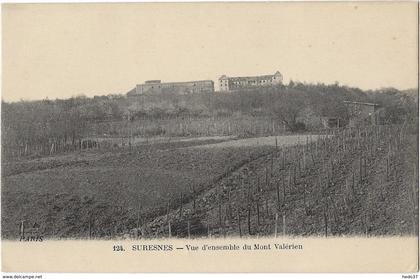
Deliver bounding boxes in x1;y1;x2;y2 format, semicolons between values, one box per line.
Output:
296;107;345;130
344;101;382;127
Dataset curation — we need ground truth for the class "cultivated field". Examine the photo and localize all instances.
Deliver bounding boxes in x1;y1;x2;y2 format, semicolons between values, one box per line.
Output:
144;125;418;238
2;127;417;239
2;135;318;239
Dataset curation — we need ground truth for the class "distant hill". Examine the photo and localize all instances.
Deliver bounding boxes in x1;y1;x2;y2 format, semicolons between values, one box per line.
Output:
2;82;418;159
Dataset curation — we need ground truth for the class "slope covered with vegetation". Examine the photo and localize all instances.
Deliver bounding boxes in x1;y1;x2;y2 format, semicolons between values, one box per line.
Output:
2;82;417;159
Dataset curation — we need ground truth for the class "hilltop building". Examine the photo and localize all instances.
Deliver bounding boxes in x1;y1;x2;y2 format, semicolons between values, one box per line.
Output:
219;71;283;92
127;80;214;96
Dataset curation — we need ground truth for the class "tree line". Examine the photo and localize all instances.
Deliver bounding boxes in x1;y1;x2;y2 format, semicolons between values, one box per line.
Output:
2;82;417;158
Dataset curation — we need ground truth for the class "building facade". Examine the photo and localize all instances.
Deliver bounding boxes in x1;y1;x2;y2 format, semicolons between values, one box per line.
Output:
128;80;214;96
219;71;283;92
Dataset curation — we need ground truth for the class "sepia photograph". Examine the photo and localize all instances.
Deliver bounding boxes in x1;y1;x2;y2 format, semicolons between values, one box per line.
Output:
1;1;418;273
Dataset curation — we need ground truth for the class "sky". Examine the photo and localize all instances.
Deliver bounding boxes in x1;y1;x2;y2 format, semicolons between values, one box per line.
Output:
2;2;418;102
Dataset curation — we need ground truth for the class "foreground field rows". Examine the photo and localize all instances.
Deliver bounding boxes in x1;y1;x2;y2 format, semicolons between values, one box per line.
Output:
2;127;417;239
2;134;319;239
140;125;418;238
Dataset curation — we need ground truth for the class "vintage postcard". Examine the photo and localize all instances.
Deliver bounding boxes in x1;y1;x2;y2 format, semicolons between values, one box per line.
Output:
1;1;419;273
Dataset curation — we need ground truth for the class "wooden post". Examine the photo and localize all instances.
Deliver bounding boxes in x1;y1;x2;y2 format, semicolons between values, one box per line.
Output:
265;167;269;189
187;220;191;239
274;212;278;237
256;201;260;227
282;213;286;236
394;162;398;184
20;220;25;239
168;221;172;238
257;175;261;193
247;206;252;235
364;157;367;178
364;213;368;237
166;200;170;222
303;184;307;215
323;203;328;237
270;155;274;178
179;193;183;217
330;159;333;178
192;185;196;213
237;210;242;238
283;174;286;200
265;199;269;217
282;149;286;169
247;179;251;202
137;206;142;229
219;203;222;227
298;158;301;178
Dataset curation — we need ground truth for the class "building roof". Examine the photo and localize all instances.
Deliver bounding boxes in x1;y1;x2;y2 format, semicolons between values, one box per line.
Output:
145;80;161;84
343;101;379;107
219;71;281;81
228;75;275;82
137;80;214;86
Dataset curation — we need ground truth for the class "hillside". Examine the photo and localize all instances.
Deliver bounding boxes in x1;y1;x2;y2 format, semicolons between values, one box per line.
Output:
2;83;417;160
